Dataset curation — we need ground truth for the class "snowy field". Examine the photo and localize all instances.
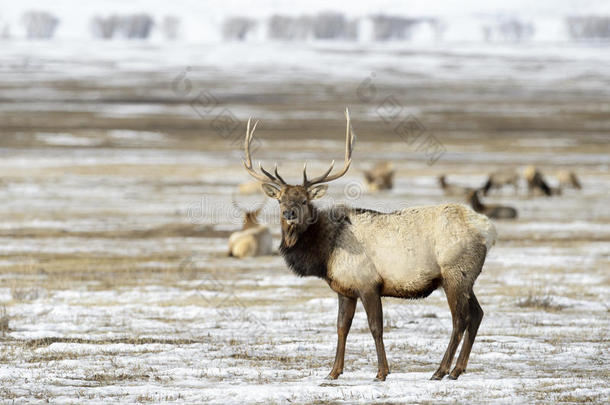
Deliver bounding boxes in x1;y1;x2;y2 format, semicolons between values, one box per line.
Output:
0;33;609;404
0;144;608;403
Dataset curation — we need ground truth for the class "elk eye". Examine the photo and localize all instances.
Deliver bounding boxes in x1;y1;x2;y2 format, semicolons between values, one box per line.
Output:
301;199;307;205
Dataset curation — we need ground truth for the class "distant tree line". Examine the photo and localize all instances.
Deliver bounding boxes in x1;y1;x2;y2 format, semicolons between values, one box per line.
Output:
1;10;609;42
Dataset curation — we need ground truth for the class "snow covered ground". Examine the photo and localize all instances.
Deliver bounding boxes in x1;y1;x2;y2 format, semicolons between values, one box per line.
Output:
0;142;608;403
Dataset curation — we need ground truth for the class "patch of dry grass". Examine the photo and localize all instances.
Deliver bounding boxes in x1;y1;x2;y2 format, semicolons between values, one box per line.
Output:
0;307;10;336
11;336;204;349
0;223;227;239
517;295;566;312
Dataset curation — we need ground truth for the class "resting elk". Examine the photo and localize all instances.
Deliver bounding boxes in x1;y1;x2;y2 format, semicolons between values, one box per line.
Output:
363;161;394;192
228;197;273;258
467;189;517;220
242;109;497;381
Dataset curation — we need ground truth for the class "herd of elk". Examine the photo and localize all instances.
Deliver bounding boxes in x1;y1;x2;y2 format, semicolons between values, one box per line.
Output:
227;197;273;258
436;167;582;220
440;167;580;198
240;109;496;381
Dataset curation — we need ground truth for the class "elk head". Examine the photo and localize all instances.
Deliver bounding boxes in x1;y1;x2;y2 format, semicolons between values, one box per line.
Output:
363;161;394;191
242;109;355;248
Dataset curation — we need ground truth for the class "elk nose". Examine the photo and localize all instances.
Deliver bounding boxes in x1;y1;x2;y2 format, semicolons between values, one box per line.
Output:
283;209;297;221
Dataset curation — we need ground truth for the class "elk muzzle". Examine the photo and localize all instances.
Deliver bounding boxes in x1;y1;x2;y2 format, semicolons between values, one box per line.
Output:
282;208;298;224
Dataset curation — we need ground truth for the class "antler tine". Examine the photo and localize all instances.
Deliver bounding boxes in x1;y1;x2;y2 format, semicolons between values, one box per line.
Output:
303;107;354;187
274;163;287;185
243;118;258;166
259;162;279;183
242;117;283;186
303;161;335;186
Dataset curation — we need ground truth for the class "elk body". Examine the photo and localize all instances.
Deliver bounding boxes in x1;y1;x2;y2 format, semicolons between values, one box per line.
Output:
228;198;273;258
557;170;582;190
242;110;497;381
481;170;519;195
363;162;394;192
437;175;472;196
237;180;261;195
523;165;560;196
467;189;517;220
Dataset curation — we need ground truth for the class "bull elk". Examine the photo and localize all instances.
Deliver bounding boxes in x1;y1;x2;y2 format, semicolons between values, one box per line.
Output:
228;197;273;258
363;161;394;192
467;189;517;220
242;109;497;381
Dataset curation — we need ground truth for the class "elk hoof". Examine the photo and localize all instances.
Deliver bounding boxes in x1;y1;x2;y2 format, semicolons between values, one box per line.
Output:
430;370;447;380
448;368;464;380
326;371;341;380
374;371;388;381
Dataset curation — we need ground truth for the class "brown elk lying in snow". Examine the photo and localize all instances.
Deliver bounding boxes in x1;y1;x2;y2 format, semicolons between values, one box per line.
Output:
363;161;394;192
228;198;273;258
467;189;517;220
242;109;496;381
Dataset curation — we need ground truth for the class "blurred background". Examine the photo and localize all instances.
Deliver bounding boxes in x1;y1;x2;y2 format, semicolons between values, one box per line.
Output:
0;0;608;403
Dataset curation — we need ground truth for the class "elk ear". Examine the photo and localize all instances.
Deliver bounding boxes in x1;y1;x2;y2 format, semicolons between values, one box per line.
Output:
261;183;281;199
308;184;328;200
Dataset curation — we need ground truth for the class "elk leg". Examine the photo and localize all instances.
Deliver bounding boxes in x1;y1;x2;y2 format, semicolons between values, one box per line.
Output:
431;281;469;380
327;294;357;380
360;289;389;381
449;292;483;379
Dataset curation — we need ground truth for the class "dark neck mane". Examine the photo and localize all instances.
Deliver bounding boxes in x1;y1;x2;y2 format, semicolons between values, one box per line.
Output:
279;205;348;279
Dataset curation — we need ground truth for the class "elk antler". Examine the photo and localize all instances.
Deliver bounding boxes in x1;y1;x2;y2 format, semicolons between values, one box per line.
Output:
303;108;354;187
242;118;286;187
